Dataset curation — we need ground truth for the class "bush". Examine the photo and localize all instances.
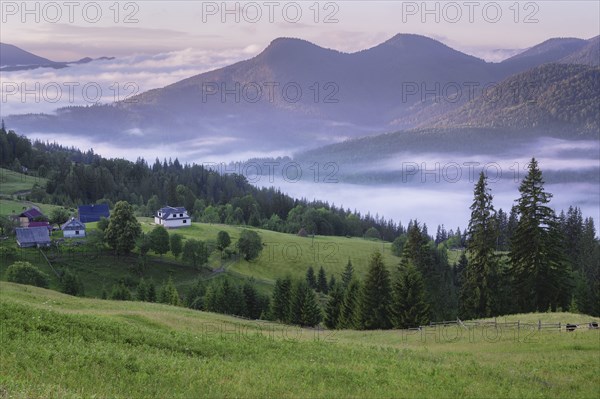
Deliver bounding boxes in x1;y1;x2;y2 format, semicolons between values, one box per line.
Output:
364;227;380;240
6;261;49;288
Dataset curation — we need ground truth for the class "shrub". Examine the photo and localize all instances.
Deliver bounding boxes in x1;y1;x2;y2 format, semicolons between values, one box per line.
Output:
6;261;49;288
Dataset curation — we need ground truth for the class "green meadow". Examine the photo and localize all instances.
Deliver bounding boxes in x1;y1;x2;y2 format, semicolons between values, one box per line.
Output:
1;282;598;398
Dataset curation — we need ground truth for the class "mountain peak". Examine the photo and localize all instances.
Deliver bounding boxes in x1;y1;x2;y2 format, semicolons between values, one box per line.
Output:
381;33;445;48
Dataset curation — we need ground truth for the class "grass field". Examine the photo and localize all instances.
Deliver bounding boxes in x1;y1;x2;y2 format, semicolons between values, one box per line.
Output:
0;198;66;217
138;218;462;284
1;281;598;398
0;219;461;299
0;167;47;195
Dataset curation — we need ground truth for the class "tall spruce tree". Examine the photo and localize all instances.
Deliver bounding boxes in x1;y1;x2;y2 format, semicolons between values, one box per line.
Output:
338;279;361;329
306;266;317;289
341;259;354;289
460;172;499;319
289;280;322;327
271;276;292;322
358;251;392;330
324;283;344;329
392;263;430;328
509;158;571;312
317;266;329;293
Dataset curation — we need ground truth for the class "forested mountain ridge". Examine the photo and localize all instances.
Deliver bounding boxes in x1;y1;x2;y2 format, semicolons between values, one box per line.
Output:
428;64;600;132
0;127;404;240
5;34;598;154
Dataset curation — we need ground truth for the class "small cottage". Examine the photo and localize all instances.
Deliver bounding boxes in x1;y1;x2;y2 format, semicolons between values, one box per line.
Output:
15;226;51;248
78;204;110;223
61;218;86;238
154;206;192;228
18;208;45;227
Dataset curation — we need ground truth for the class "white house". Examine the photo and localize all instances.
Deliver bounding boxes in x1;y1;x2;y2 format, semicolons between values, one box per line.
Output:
155;206;192;228
61;218;86;238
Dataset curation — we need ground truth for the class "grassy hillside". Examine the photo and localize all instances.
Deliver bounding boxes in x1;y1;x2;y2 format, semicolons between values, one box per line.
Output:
4;219;447;298
138;218;430;283
1;282;598;398
0;198;65;217
0;167;47;195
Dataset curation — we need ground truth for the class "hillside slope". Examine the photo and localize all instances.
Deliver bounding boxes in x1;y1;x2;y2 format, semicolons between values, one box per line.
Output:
1;282;598;398
428;64;600;133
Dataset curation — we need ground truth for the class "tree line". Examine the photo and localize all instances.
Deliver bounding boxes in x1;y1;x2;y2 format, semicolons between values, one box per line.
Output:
0;127;404;240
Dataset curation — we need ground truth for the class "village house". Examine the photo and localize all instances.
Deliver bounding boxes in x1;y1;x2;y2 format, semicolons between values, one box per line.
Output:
61;218;86;238
154;206;192;228
18;208;45;227
15;226;51;248
78;203;110;223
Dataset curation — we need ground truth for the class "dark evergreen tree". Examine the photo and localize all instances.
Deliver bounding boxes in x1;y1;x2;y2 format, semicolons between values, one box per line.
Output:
185;279;206;309
242;282;261;319
306;266;317;289
460;172;499;319
338;279;361;329
159;276;180;306
509;158;571;312
317;266;328;294
328;274;337;291
324;283;344;329
358;251;392;330
341;259;354;289
271;276;292;322
289;280;322;327
136;277;149;301
392;263;429;328
147;280;157;302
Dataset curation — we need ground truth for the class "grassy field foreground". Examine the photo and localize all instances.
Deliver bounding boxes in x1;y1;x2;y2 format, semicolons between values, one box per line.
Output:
1;282;599;398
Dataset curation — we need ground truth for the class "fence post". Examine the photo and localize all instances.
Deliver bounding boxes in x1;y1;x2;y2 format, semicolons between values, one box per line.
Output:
538;320;541;331
518;320;520;333
558;322;561;331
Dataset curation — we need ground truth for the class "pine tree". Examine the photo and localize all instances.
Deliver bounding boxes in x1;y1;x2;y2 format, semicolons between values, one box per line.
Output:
341;259;354;289
137;277;149;301
509;158;571;312
328;274;337;291
288;280;322;327
159;276;180;306
185;279;206;309
358;251;392;330
324;283;344;329
147;280;157;302
579;217;599;316
242;282;261;319
338;279;360;329
306;266;317;289
271;276;292;322
460;172;499;319
392;263;429;328
317;266;328;294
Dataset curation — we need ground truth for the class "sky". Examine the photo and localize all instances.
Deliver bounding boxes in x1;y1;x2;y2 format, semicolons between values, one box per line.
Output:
2;1;599;61
1;1;598;229
1;1;599;118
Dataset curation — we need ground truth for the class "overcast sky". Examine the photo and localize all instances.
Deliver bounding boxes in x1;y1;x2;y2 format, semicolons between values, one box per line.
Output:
2;1;599;61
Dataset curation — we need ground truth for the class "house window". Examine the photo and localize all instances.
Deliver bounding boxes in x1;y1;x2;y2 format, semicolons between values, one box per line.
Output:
183;220;187;223
75;231;79;235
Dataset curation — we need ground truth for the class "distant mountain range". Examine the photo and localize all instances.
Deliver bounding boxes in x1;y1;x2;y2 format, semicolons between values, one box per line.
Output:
3;34;599;155
0;43;113;71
